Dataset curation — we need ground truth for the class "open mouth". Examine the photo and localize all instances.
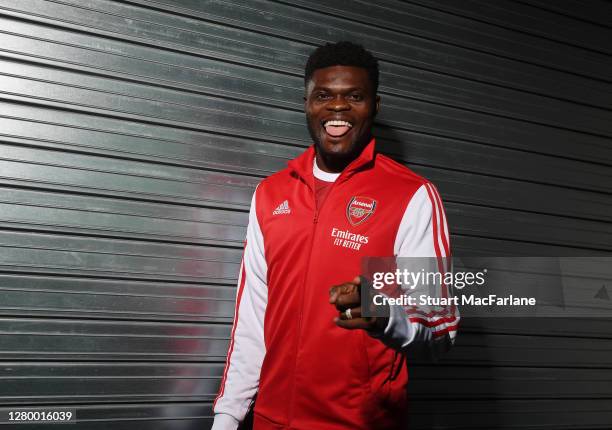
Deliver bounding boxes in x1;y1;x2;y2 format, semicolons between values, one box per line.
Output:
323;120;353;138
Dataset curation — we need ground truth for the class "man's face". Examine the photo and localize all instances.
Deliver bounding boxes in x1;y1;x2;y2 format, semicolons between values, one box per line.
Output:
304;66;380;166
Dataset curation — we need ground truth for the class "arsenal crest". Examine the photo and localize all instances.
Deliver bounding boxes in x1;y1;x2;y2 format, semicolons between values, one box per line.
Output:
346;196;377;226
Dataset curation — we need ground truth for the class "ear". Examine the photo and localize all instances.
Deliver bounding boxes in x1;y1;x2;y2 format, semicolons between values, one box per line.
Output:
304;79;313;111
374;95;381;117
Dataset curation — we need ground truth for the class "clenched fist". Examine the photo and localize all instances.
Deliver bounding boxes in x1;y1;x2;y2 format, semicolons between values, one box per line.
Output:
329;276;388;332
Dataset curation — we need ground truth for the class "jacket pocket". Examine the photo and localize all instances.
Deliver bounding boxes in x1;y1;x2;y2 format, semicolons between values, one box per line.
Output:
361;333;398;403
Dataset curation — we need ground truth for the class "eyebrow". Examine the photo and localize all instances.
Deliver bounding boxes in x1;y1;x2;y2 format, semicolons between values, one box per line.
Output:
311;86;365;92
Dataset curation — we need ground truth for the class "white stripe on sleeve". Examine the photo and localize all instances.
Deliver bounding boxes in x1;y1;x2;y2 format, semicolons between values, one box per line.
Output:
370;184;459;354
212;189;268;428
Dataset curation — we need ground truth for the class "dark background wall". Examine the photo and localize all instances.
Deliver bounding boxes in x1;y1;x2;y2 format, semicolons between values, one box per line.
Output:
0;1;610;428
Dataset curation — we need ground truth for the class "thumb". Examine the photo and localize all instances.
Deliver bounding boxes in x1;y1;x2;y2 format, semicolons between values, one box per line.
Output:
329;277;361;303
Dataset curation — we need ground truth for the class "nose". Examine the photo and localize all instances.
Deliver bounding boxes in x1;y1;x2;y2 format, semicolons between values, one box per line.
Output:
327;95;350;111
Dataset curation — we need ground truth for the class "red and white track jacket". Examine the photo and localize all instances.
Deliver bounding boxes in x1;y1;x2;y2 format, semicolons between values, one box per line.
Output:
212;139;458;430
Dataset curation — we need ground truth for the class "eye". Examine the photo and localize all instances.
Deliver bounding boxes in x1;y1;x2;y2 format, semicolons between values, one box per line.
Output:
315;92;332;101
348;93;364;101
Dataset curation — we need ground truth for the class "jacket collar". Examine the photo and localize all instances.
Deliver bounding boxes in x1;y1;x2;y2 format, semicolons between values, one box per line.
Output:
288;138;377;188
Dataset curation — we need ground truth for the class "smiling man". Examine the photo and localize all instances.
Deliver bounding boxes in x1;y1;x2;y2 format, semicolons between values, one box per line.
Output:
212;41;459;430
305;61;378;172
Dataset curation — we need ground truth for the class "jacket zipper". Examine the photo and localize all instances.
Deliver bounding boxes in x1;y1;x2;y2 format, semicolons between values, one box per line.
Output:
287;179;335;425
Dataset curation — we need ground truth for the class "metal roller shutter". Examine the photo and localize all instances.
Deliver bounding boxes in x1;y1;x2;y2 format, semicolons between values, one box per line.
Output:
0;1;610;428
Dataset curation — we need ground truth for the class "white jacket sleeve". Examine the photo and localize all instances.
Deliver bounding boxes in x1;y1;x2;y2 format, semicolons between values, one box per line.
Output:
368;183;459;355
212;190;268;429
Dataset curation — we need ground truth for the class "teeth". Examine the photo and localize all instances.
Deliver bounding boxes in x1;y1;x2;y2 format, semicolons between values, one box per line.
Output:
324;120;352;127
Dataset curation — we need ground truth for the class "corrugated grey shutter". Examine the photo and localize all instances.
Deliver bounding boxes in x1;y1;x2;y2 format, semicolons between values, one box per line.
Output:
0;1;610;428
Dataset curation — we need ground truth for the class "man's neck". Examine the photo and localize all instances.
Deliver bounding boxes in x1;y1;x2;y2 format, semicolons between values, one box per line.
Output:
314;140;371;173
314;152;351;173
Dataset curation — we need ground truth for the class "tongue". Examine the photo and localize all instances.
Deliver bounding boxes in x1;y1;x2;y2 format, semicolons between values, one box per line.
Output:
325;125;350;137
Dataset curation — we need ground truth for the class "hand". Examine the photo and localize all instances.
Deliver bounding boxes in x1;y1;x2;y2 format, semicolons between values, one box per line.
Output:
329;276;388;332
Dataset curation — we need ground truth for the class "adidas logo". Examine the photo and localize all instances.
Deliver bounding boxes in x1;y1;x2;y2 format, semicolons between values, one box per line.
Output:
272;200;291;215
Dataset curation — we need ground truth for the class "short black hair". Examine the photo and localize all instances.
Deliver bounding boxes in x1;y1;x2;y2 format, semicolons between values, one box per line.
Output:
304;41;379;93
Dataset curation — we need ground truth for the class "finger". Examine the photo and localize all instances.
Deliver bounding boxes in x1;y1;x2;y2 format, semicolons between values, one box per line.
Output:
328;285;341;303
338;306;362;320
329;281;358;304
334;290;361;310
334;317;376;330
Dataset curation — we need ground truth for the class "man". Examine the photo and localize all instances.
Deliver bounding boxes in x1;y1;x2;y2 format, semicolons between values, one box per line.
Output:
212;41;458;430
